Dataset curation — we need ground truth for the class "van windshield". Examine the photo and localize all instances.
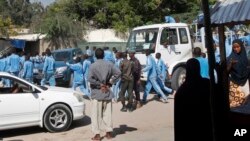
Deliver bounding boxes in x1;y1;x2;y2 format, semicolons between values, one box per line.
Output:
53;51;71;61
127;28;159;52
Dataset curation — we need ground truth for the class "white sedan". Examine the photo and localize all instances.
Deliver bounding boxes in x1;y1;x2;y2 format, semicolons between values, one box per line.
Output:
0;72;85;132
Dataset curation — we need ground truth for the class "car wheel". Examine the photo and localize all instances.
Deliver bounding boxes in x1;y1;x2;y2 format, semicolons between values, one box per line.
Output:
171;67;186;90
44;104;72;132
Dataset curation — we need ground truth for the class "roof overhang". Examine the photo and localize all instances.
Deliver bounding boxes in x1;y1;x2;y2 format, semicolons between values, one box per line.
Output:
9;34;46;41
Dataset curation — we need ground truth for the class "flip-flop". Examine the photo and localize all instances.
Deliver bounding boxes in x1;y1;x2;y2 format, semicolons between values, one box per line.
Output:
91;136;101;141
105;134;113;139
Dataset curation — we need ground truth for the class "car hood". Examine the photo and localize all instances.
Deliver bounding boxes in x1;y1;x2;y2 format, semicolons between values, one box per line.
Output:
46;86;74;93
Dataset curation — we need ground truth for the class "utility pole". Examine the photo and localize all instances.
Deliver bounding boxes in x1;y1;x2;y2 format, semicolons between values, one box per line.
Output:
201;0;217;141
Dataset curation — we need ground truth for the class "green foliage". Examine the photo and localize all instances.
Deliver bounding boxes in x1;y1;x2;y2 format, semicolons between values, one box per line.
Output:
1;0;219;40
32;1;83;48
0;16;17;38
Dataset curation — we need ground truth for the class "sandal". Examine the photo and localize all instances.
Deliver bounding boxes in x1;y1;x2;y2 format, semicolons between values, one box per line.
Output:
105;132;113;139
91;134;101;141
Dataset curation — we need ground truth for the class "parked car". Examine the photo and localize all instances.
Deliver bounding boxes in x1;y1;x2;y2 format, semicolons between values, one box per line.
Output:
0;72;85;132
34;48;83;87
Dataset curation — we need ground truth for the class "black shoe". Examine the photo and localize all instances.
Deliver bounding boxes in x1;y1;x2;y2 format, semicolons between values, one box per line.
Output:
141;100;147;105
120;106;127;112
128;107;134;112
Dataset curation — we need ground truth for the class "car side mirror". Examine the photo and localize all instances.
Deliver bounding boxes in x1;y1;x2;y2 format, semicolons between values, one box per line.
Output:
31;87;39;93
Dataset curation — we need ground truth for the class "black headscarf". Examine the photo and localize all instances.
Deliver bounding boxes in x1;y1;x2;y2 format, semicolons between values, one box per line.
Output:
185;58;202;83
227;39;249;86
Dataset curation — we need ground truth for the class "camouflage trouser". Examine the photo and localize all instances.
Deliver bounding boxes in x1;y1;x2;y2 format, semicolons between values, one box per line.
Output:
119;79;134;105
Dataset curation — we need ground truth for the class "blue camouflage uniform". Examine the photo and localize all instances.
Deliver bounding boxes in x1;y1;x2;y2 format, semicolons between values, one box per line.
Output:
66;62;85;93
0;57;6;72
104;50;115;63
82;59;91;97
22;60;34;83
156;58;172;94
0;57;7;86
4;56;11;87
112;58;123;101
196;57;209;79
41;55;56;86
8;53;21;76
142;54;168;102
33;55;42;69
19;55;25;77
86;49;94;63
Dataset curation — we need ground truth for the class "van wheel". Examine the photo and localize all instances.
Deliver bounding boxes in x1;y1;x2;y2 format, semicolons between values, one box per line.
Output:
44;104;72;132
171;67;186;90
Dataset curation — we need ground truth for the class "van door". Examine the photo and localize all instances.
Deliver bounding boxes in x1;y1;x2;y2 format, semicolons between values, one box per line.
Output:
157;27;192;66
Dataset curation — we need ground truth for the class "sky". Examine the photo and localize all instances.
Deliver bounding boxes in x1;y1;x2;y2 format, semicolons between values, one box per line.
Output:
30;0;55;7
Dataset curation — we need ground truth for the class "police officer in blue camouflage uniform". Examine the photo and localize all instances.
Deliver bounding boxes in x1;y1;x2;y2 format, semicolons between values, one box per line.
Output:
104;47;115;63
22;55;33;83
8;48;21;76
66;56;85;94
41;48;56;86
82;54;91;97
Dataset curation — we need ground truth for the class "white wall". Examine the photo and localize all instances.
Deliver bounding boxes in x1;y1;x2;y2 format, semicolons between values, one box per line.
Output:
84;29;128;42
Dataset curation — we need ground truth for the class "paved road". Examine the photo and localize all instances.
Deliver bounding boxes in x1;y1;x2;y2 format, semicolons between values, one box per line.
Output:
0;93;174;141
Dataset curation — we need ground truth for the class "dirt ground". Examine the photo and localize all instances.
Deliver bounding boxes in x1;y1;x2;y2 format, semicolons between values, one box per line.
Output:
0;93;174;141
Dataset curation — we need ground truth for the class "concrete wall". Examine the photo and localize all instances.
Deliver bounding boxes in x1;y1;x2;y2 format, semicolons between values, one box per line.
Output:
38;29;129;53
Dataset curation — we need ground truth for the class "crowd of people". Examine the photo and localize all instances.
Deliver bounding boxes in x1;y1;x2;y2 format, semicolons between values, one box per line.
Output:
83;46;174;107
0;45;174;106
2;39;250;140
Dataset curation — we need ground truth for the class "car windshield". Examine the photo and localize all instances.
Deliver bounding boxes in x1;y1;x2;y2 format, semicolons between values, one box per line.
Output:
127;28;159;52
53;51;71;61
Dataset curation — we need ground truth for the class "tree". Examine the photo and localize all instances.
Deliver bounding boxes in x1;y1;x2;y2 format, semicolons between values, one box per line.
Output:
33;1;83;49
0;16;17;38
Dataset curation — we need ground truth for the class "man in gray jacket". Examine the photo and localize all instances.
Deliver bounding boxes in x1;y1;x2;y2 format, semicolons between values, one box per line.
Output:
88;48;121;141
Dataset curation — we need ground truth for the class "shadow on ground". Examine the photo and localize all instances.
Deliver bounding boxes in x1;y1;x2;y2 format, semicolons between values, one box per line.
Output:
113;125;137;137
0;116;91;139
0;126;44;140
70;115;91;129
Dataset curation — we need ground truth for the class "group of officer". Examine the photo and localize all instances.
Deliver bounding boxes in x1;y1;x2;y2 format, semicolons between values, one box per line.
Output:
0;47;55;87
0;46;173;106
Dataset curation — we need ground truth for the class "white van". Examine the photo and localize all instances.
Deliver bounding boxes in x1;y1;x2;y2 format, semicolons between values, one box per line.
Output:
126;23;195;90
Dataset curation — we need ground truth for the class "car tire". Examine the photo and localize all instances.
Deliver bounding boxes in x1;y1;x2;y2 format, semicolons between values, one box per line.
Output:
171;67;186;90
44;104;72;132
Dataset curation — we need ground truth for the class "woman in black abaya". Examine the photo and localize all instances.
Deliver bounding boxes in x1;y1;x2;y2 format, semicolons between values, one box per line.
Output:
174;58;213;141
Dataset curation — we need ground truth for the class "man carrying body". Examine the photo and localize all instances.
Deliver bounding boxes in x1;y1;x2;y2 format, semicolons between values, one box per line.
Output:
142;49;168;103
